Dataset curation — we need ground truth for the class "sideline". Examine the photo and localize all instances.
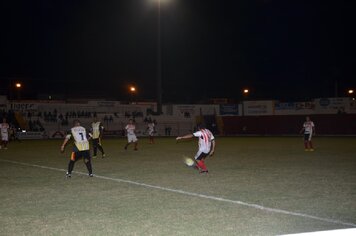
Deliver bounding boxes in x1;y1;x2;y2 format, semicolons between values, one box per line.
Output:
1;158;356;228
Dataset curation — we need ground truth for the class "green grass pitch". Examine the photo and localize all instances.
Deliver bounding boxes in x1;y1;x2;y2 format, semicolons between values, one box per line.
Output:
0;137;355;235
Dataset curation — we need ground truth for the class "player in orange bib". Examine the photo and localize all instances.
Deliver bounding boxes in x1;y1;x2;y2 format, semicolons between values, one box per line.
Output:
61;120;93;178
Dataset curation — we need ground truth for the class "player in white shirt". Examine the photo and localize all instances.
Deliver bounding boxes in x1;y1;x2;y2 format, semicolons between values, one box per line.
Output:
124;119;138;151
89;117;106;158
300;116;315;151
0;118;10;149
147;121;155;144
176;124;216;173
61;120;93;178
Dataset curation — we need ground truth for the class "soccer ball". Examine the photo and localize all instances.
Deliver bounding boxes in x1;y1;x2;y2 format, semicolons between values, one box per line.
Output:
183;156;195;167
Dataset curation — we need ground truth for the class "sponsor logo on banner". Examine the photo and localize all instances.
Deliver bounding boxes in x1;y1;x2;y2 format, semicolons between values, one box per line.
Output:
220;104;239;115
315;97;349;114
318;98;330;106
244;101;274;116
9;103;38;111
295;102;315;110
275;102;296;110
17;131;45;140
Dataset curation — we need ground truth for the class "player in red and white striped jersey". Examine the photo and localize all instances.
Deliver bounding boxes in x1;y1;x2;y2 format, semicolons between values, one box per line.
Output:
124;119;138;150
176;124;216;173
300;116;315;151
0;118;10;150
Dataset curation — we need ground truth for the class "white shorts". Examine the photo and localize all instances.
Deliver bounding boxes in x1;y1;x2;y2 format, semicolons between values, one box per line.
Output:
127;134;138;143
194;149;210;160
1;133;8;141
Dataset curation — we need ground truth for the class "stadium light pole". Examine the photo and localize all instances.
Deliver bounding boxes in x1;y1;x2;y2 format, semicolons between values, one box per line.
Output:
15;82;22;100
129;86;137;104
156;0;163;114
241;88;249;116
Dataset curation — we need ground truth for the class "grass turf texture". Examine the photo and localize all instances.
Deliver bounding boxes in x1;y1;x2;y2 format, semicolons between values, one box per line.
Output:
0;137;355;235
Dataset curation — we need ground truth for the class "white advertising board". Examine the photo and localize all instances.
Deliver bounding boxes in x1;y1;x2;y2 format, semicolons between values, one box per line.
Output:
243;101;274;116
314;97;350;114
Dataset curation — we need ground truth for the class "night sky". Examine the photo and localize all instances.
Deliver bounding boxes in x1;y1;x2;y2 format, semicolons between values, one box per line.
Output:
0;0;353;103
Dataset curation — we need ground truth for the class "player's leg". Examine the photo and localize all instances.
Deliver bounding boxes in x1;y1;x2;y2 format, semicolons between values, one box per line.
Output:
67;152;77;177
195;151;209;173
303;134;309;151
308;134;314;151
133;136;138;150
149;134;154;144
3;141;8;149
97;138;105;157
83;151;93;176
124;136;132;150
2;135;8;149
92;139;98;158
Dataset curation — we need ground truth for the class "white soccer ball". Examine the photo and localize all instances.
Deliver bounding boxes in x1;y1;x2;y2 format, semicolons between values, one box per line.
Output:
183;156;195;167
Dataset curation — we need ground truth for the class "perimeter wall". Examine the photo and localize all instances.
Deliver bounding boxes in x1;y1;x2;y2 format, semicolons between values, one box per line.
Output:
221;114;356;135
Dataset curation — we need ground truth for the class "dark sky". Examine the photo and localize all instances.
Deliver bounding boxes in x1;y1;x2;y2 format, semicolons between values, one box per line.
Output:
0;0;353;103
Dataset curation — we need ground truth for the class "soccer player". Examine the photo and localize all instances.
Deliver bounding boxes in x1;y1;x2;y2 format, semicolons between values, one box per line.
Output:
147;121;155;144
0;118;10;149
89;117;106;158
60;120;93;178
176;124;216;173
124;119;138;151
300;116;315;151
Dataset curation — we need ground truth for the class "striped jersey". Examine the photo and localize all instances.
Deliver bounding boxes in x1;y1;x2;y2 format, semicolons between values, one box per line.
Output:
0;123;9;136
303;121;315;134
66;126;89;151
193;128;215;153
125;124;136;135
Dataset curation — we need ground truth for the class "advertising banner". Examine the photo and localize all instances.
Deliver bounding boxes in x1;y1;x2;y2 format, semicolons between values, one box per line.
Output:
243;101;274;116
314;97;350;114
17;131;46;140
274;101;315;115
219;104;239;116
349;99;356;113
9;103;38;112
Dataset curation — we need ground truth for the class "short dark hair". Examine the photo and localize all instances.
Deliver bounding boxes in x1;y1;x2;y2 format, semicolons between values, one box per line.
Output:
196;123;206;129
73;119;81;126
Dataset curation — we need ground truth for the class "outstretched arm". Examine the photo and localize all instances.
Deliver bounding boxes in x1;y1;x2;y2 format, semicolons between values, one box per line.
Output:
176;134;194;141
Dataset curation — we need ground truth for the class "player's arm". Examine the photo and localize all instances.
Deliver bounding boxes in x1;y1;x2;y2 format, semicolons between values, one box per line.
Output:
176;134;194;140
99;124;104;138
210;139;216;156
299;127;305;134
61;134;71;152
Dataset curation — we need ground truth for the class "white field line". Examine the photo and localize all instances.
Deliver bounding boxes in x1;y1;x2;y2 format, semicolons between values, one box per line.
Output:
1;159;356;228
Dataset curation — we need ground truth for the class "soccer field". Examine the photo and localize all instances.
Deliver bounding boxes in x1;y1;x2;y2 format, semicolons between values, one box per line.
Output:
0;137;355;236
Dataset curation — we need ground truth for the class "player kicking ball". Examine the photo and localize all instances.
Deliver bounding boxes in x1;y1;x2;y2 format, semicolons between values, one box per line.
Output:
176;124;216;174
